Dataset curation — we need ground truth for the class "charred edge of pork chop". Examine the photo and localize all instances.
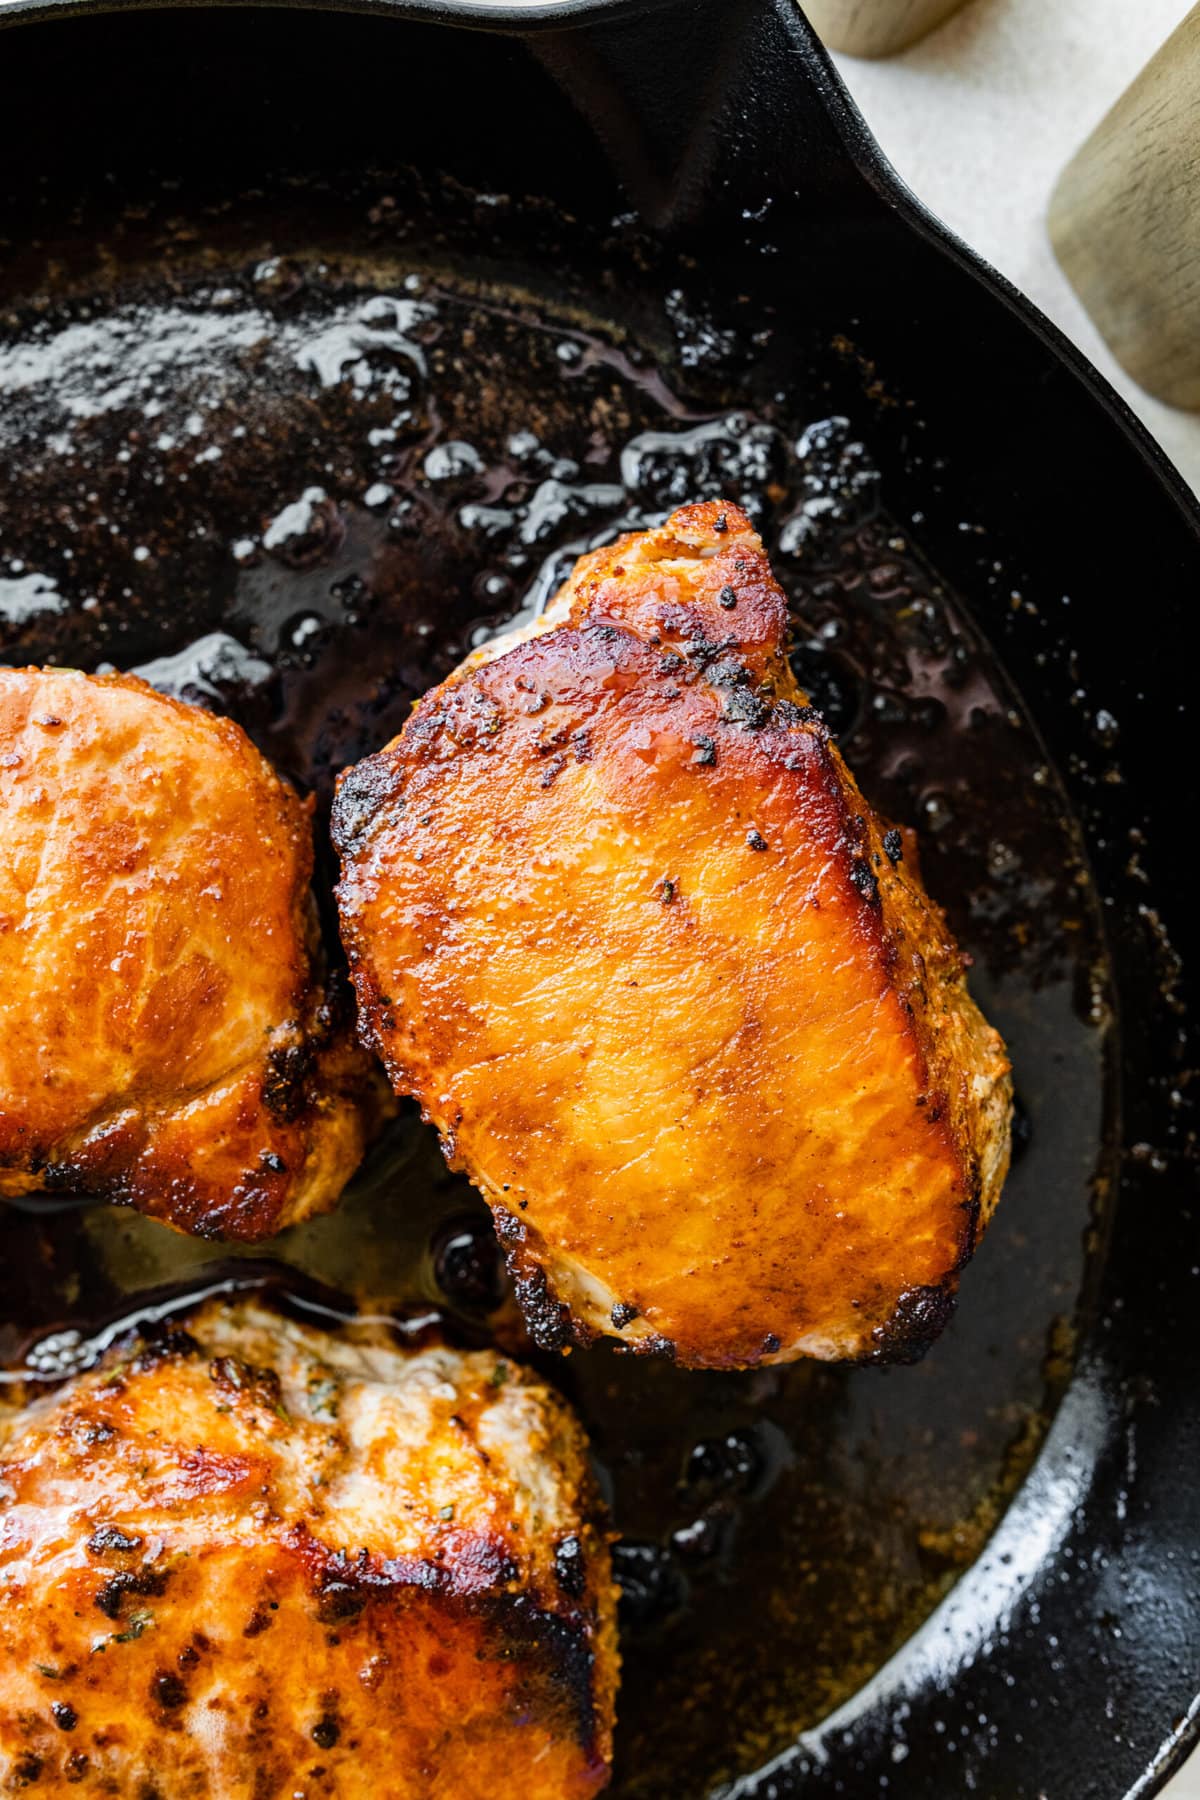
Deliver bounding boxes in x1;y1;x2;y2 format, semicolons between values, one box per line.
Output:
13;972;391;1243
331;502;1012;1367
335;687;1010;1367
0;1302;619;1787
0;668;392;1241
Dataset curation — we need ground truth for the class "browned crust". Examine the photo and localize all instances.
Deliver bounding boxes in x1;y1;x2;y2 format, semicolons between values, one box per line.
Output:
0;1305;617;1797
20;983;387;1242
334;503;1012;1367
0;669;387;1240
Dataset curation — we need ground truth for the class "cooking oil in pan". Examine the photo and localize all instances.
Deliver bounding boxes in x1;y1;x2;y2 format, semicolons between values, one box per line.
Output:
0;186;1115;1797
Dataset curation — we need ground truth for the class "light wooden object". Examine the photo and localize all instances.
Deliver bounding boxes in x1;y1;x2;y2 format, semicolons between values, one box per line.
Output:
803;0;972;57
1050;4;1200;411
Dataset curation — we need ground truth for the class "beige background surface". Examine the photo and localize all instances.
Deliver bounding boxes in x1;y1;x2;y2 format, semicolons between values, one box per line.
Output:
830;3;1199;1793
830;0;1200;500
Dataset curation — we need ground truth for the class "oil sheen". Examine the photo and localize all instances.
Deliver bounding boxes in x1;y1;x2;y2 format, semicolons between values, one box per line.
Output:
0;185;1114;1798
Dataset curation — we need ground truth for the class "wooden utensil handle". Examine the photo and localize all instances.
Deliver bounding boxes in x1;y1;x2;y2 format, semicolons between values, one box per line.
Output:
1050;4;1200;411
803;0;971;57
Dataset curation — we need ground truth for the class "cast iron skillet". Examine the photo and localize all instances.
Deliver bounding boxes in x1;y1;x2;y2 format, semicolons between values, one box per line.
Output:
0;0;1197;1794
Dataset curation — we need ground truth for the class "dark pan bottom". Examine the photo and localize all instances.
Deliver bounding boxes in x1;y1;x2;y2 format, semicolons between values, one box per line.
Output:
0;169;1115;1796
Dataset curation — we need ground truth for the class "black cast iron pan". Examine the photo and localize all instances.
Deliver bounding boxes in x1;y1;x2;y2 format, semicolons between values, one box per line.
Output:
0;0;1197;1794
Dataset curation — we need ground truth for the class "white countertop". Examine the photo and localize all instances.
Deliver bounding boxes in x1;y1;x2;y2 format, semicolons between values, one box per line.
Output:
832;8;1199;1794
831;0;1200;501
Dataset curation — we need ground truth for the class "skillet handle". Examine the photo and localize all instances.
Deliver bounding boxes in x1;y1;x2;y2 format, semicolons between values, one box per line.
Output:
532;0;877;231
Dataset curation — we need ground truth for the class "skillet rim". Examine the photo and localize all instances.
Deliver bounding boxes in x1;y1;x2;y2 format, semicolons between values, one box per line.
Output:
2;0;1197;540
0;2;1197;1795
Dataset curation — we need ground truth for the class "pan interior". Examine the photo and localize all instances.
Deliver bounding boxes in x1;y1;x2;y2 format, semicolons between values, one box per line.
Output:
0;172;1116;1797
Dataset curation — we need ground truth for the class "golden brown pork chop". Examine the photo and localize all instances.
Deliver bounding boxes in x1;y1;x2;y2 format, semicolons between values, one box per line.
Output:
0;668;382;1239
333;502;1012;1368
0;1298;616;1798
